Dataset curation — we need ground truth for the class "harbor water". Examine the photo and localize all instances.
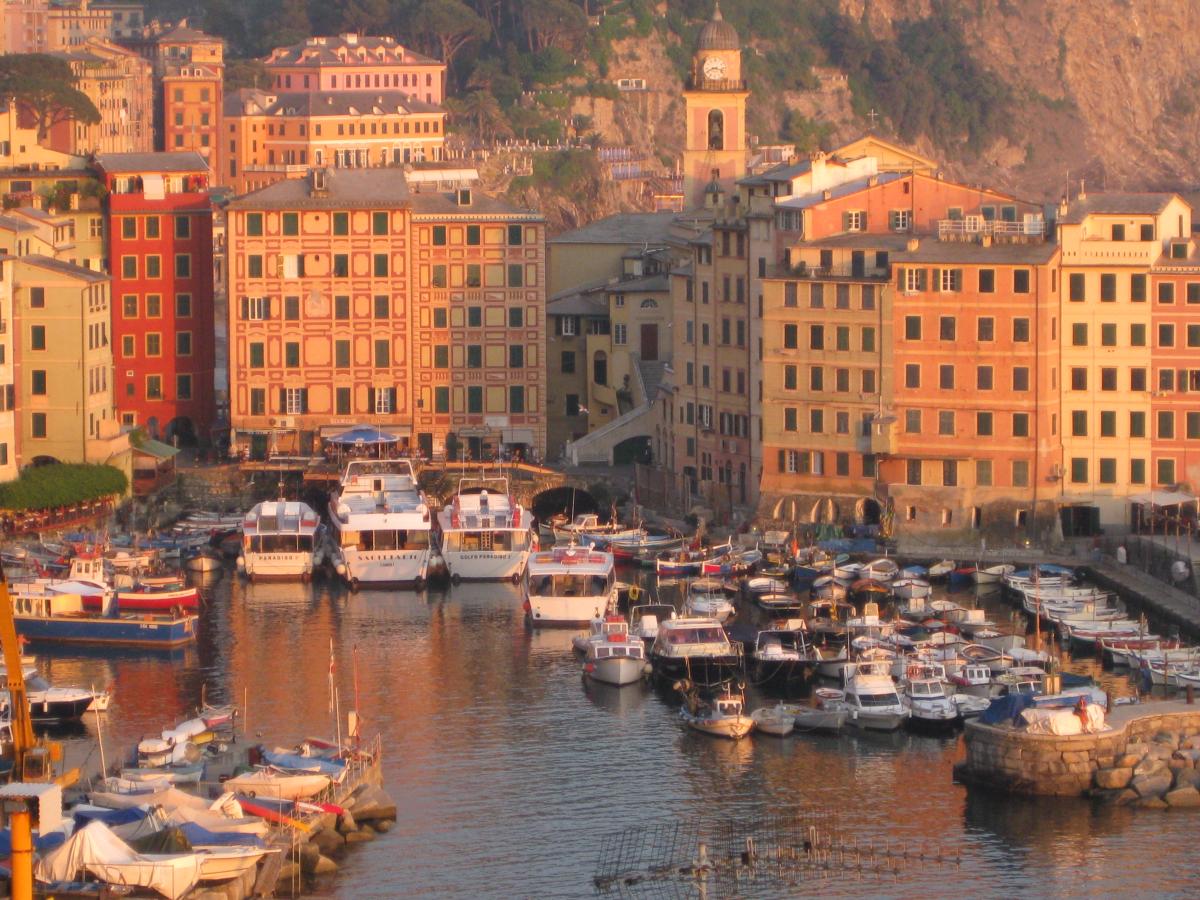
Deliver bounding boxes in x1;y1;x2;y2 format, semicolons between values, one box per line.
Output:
38;571;1200;898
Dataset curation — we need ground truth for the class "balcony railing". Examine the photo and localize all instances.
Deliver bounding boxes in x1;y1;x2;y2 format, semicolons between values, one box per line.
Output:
788;263;889;281
938;218;1045;240
686;77;748;92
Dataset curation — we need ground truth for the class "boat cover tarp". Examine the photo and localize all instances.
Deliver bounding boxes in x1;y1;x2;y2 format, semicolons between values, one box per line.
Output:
264;748;347;779
979;693;1037;726
0;827;65;858
130;826;192;854
89;785;210;812
35;820;202;900
73;806;147;829
179;823;267;849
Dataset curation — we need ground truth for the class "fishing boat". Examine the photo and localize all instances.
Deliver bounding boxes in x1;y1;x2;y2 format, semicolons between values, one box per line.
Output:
837;660;909;731
790;689;849;732
754;592;806;616
973;564;1015;584
862;558;899;582
328;459;433;588
524;544;617;627
750;703;796;737
551;514;642;547
9;586;197;648
677;681;754;740
608;532;684;562
927;560;955;581
655;542;730;578
685;578;735;623
110;577;201;613
577;617;647;686
650;617;742;682
237;500;324;582
745;575;788;596
572;614;633;654
810;575;848;601
183;548;223;573
437;475;534;583
701;546;762;576
891;577;931;600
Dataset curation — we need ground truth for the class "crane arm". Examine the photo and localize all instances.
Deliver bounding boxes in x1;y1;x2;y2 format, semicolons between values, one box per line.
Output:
0;563;35;760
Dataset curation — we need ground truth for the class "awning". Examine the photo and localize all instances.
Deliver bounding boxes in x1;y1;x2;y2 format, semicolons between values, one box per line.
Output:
326;426;399;445
132;439;180;460
502;428;535;445
1130;491;1197;507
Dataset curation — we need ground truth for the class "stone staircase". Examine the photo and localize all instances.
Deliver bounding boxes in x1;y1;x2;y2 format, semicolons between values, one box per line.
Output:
563;356;669;465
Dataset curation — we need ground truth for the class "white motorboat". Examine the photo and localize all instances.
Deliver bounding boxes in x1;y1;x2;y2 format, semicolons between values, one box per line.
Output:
973;564;1015;584
685;578;735;623
838;660;908;731
328;459;433;588
650;617;742;682
223;768;330;800
750;703;796;737
577;616;647;686
953;694;991;720
197;847;272;883
437;475;534;583
678;683;754;740
237;500;324;581
902;666;958;730
524;544;617;627
630;603;675;647
789;691;848;733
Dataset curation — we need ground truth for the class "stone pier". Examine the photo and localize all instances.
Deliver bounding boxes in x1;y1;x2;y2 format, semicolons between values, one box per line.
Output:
955;700;1200;798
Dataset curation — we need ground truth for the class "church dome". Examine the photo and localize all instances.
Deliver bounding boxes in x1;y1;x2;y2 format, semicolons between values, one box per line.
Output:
697;3;739;51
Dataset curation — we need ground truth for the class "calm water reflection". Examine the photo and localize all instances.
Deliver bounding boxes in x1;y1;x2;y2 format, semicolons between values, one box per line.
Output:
34;570;1200;898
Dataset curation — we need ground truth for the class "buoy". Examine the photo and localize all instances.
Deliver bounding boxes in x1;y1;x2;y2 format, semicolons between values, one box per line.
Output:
510;571;521;585
628;585;642;602
350;578;360;592
335;562;347;576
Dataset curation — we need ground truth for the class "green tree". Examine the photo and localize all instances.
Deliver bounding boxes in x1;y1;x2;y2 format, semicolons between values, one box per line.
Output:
409;0;491;80
0;54;99;141
449;89;512;142
224;59;270;91
520;0;588;53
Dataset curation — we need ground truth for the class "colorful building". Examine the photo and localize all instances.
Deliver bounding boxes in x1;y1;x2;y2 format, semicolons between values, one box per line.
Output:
225;167;545;461
0;255;16;480
95;151;215;442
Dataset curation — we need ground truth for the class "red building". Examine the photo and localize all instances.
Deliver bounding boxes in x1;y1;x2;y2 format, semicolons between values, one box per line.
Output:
95;151;215;443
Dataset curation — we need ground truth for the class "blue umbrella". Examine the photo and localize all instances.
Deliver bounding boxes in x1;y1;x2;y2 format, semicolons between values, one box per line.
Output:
328;426;399;445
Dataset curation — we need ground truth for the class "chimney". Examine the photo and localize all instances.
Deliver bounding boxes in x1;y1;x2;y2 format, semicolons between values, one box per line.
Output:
906;237;919;252
310;167;329;196
1079;179;1086;201
822;189;832;201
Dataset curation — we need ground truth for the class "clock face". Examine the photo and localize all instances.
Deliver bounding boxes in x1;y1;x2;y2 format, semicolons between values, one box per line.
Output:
703;56;726;80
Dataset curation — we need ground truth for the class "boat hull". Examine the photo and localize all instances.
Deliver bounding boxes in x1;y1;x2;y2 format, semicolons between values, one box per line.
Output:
242;551;321;581
335;548;430;586
586;655;645;686
846;709;908;731
650;652;742;684
83;587;201;612
526;593;613;627
441;549;529;582
15;614;198;648
790;706;847;732
681;709;754;740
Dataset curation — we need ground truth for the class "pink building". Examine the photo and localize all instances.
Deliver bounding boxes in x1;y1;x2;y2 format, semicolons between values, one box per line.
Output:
263;33;445;106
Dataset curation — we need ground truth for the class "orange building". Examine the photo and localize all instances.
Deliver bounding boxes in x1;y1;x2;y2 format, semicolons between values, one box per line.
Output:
149;22;224;174
264;33;445;106
225;168;545;460
222;89;446;195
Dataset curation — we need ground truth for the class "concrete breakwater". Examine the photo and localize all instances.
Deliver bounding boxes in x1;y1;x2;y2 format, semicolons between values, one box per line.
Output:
955;700;1200;804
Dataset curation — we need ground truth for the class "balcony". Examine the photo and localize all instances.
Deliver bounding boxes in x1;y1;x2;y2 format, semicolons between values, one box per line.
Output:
788;263;889;281
686;77;748;92
937;217;1045;242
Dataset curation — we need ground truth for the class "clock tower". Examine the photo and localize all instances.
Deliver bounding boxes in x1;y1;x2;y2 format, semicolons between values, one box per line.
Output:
682;2;749;208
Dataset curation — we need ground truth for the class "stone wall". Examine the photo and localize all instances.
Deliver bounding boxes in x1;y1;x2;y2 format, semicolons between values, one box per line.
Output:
955;705;1200;798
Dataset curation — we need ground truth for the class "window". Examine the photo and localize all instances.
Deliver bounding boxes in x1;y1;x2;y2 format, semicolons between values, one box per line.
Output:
1100;410;1116;437
1070;367;1087;391
1189;283;1200;305
336;387;351;415
1071;322;1088;346
333;255;349;278
1013;460;1030;487
938;410;955;435
976;366;993;390
1071;410;1088;436
31;413;46;438
835;326;850;351
977;317;994;341
889;209;912;231
861;327;876;352
245;213;263;236
1158;458;1177;485
373;254;388;277
30;370;46;395
937;268;962;292
1130;458;1146;484
809;409;824;433
1012;367;1030;391
333;212;349;236
436;387;451;413
1159;282;1176;304
372;212;388;235
1070;458;1088;484
1012;318;1030;342
1131;368;1147;392
29;325;45;350
334;295;350;319
146;375;162;399
1100;273;1116;302
509;385;525;413
901;268;926;292
145;333;161;356
507;264;523;287
121;217;136;239
248;255;263;278
177;374;192;401
784;408;797;432
465;345;482;368
1158;410;1175;439
560;351;575;374
122;335;134;357
904;316;921;340
905;409;921;433
906;459;922;485
942;460;958;487
29;287;44;308
1099;322;1117;347
1013;269;1030;293
333;339;351;368
939;316;956;341
176;332;192;356
467;386;483;413
508;307;523;328
1100;368;1118;391
976;459;993;487
281;212;298;236
938;365;954;390
1111;224;1125;241
250;389;266;416
509;344;524;368
904;364;920;389
1012;412;1029;437
614;324;627;345
1130;323;1147;346
249;342;264;368
507;224;523;245
809;325;824;350
979;269;995;293
809;367;823;391
862;285;876;310
1130;411;1146;438
976;411;994;436
1126;273;1146;302
1096;458;1117;485
1160;369;1175;392
284;388;308;415
284;342;300;367
1160;324;1175;347
1069;273;1085;301
1188;412;1200;440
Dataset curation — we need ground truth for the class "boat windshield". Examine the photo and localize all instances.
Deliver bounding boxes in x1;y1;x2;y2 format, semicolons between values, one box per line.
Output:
247;534;314;552
528;574;611;597
857;691;899;707
344;530;430;550
666;627;726;645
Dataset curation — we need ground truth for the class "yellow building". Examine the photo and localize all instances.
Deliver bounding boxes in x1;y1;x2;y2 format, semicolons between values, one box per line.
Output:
0;256;16;480
682;3;750;207
55;38;154;155
12;255;123;466
1056;191;1192;530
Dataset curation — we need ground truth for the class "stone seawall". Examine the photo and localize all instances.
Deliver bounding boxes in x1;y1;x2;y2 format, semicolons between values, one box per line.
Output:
955;701;1200;798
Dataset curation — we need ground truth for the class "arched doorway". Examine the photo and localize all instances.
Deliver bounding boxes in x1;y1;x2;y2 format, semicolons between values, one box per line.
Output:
31;455;61;467
166;416;196;446
613;435;651;466
811;498;840;524
858;498;882;525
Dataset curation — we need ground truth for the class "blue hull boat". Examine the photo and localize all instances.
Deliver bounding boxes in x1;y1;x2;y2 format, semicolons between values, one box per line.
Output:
15;613;197;648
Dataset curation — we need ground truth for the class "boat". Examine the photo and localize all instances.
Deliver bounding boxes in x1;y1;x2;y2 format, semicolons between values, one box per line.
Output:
109;581;201;613
572;614;633;654
862;558;899;582
927;560;955;581
891;577;931;600
685;578;735;623
746;624;819;688
655;542;731;578
608;532;684;562
197;847;271;883
629;603;675;647
8;587;198;648
120;762;206;785
1;673;97;722
754;592;806;616
677;681;754;740
183;549;223;573
810;575;847;601
524;544;617;627
750;703;796;737
437;476;534;583
649;617;743;683
902;664;958;730
973;564;1015;584
745;575;788;596
237;500;324;582
701;546;762;576
224;767;330;800
790;689;848;732
328;459;433;588
837;660;909;731
579;618;647;687
551;514;642;547
953;694;992;720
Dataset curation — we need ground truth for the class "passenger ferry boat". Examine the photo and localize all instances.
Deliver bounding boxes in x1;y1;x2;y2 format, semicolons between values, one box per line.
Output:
328;460;433;589
437;476;533;583
237;500;325;582
524;544;617;627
